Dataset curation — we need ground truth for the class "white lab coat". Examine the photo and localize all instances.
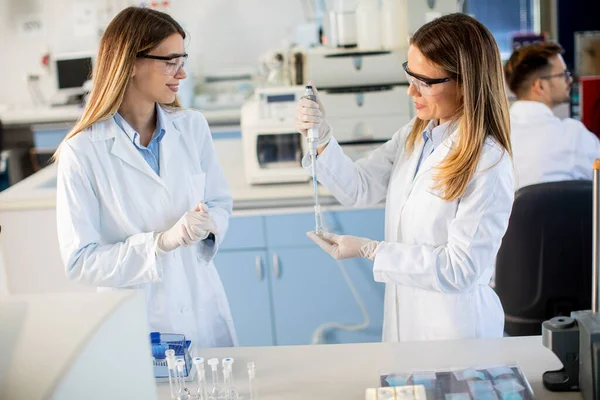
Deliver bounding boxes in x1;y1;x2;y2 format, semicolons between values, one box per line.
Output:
511;101;600;191
304;119;514;342
56;105;238;348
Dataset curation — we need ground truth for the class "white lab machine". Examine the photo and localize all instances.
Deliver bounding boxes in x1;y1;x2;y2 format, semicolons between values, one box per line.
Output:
241;86;310;185
306;47;406;88
0;291;157;400
50;51;95;106
242;48;413;185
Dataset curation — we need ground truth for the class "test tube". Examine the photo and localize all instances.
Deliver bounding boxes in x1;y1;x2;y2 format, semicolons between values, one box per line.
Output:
208;358;224;400
247;361;257;400
193;357;207;400
165;349;177;400
222;359;231;400
223;358;238;400
176;359;191;400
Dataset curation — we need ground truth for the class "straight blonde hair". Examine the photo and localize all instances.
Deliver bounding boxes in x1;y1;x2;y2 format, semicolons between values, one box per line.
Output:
52;6;185;160
406;13;511;201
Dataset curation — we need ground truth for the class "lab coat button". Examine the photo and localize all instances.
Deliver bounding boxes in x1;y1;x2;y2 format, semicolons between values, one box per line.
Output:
181;306;189;314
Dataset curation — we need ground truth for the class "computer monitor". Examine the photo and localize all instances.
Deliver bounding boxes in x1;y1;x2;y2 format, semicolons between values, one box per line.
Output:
53;52;95;105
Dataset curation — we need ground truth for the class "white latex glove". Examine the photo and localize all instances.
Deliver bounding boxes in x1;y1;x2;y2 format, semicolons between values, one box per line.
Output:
306;231;380;261
295;83;332;148
154;201;218;255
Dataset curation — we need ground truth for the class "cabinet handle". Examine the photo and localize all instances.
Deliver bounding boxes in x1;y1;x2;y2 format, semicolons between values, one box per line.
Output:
272;253;280;279
255;255;263;281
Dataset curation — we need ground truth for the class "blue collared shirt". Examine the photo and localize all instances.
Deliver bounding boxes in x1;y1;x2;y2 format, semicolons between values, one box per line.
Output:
415;120;452;178
113;104;166;176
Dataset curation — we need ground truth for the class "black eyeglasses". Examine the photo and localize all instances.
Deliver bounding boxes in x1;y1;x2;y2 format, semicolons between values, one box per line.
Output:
136;53;188;76
403;61;454;96
540;69;571;81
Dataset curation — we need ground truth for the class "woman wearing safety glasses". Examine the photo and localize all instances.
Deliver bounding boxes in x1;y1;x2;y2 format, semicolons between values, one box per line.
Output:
295;13;514;342
54;7;237;348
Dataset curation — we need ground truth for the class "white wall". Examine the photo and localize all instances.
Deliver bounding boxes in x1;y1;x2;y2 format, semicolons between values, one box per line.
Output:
0;0;305;107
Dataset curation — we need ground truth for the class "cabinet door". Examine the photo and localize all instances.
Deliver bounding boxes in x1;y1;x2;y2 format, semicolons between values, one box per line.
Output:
269;247;384;346
214;251;274;346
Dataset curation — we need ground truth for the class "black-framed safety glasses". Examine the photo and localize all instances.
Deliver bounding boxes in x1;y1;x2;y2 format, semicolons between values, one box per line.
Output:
403;61;454;96
137;53;188;76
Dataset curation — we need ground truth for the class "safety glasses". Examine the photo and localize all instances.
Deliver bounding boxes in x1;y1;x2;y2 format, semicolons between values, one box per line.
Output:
403;61;454;96
137;53;188;76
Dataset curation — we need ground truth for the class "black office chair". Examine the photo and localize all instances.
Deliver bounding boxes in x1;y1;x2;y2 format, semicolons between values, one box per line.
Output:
495;180;593;336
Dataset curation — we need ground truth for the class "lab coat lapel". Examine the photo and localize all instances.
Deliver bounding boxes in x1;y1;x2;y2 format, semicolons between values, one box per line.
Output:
158;108;183;181
412;129;458;184
109;119;165;188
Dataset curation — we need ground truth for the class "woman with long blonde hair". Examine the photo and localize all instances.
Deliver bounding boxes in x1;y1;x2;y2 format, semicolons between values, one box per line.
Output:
55;6;237;347
295;13;514;341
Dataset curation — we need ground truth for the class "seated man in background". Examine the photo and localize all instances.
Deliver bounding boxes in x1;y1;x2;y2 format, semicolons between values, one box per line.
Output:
504;42;600;191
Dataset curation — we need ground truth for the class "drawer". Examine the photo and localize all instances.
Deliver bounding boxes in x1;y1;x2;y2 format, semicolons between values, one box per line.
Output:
220;216;266;250
308;49;407;88
320;85;411;119
328;114;412;142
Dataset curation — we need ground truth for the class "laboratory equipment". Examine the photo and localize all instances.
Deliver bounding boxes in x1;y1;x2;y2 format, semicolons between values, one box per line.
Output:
166;350;178;400
241;79;412;185
381;0;409;49
150;332;195;384
304;85;324;235
247;361;258;400
305;47;406;88
51;51;95;106
542;158;600;400
208;357;224;399
194;357;208;400
176;359;192;400
241;86;311;185
356;0;382;50
0;291;158;400
223;357;239;400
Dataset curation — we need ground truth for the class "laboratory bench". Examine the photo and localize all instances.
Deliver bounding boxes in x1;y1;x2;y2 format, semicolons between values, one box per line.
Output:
154;336;580;400
0;137;387;346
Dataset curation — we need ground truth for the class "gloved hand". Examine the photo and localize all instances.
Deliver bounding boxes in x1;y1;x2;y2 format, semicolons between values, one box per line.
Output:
306;231;380;261
154;201;218;255
295;83;332;148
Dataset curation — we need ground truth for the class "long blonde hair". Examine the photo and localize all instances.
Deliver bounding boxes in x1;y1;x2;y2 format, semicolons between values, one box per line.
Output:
406;13;511;201
53;6;185;160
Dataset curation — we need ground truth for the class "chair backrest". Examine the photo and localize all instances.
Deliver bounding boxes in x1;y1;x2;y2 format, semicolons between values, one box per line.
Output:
495;180;593;336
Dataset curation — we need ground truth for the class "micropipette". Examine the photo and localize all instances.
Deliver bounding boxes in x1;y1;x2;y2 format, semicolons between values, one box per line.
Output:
304;85;324;235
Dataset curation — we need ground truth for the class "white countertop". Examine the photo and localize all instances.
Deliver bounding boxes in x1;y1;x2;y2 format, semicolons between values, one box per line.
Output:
0;139;338;213
154;336;579;400
0;105;241;127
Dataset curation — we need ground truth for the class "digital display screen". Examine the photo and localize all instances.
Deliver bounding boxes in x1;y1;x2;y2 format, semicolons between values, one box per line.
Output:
266;94;295;103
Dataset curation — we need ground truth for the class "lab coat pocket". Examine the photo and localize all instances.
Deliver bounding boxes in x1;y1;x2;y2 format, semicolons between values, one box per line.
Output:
188;172;207;206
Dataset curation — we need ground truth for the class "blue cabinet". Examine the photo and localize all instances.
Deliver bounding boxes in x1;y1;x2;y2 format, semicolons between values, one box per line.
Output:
269;247;384;346
215;207;386;347
214;250;274;347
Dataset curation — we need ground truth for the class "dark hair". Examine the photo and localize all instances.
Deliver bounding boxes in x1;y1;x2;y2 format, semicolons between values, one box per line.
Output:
504;42;564;96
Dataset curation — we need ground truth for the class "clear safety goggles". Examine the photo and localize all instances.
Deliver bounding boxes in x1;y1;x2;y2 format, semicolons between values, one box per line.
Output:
403;61;454;96
137;52;188;76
